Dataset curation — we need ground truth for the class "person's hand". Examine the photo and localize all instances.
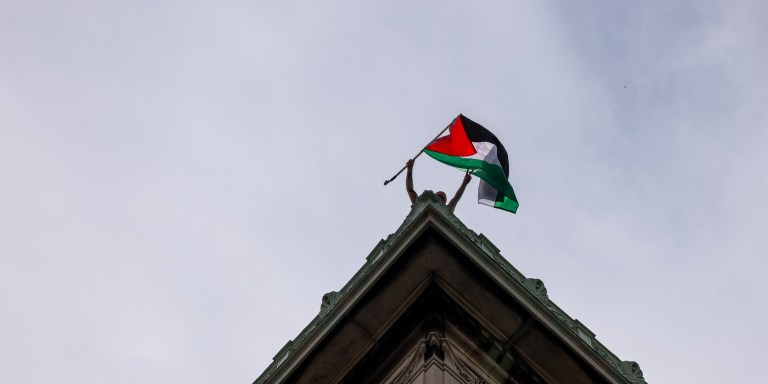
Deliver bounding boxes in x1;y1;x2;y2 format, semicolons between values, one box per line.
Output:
406;159;414;169
463;172;472;184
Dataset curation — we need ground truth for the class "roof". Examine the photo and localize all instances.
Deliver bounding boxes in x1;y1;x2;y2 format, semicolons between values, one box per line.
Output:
253;191;647;384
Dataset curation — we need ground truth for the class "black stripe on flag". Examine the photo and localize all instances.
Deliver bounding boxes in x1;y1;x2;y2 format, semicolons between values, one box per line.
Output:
459;115;510;177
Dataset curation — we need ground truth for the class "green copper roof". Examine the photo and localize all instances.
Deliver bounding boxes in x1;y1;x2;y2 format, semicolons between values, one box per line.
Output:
253;191;647;384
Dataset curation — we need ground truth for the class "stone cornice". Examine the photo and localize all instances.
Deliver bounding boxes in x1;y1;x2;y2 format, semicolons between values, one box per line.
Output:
253;191;647;384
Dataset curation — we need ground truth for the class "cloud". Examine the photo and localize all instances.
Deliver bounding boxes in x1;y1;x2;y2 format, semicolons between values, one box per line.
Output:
1;1;765;383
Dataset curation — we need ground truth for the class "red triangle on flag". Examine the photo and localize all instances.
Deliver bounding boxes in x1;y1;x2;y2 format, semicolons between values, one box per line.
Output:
425;116;477;157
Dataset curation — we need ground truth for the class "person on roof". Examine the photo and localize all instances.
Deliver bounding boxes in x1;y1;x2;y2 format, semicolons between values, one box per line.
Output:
405;158;471;212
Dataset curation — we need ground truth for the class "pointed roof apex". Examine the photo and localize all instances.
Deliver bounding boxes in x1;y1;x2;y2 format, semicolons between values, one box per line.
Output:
254;191;647;384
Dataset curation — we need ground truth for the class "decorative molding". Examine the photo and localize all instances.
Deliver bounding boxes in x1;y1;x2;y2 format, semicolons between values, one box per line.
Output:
393;342;425;384
620;361;646;384
522;278;548;302
319;291;341;317
391;332;488;384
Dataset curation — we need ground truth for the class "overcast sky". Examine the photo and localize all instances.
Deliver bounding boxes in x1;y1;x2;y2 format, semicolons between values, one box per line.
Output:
2;1;766;383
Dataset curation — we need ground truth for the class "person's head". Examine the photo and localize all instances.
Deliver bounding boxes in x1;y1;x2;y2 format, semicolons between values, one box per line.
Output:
435;191;447;204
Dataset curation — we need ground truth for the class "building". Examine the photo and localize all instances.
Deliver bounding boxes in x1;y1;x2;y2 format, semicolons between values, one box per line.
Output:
253;191;647;384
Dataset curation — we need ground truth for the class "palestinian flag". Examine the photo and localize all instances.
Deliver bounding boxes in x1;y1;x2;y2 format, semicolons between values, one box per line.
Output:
424;114;519;213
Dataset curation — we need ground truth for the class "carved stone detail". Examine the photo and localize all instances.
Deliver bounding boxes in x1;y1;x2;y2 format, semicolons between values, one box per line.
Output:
393;342;425;384
391;332;488;384
319;291;341;317
426;332;442;349
522;278;548;302
620;361;646;383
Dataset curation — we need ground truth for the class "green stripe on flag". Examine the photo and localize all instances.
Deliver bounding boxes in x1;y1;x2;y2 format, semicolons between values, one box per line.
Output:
493;194;519;213
425;150;518;213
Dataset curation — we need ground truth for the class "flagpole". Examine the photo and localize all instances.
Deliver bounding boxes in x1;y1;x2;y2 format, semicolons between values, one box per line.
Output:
383;123;452;186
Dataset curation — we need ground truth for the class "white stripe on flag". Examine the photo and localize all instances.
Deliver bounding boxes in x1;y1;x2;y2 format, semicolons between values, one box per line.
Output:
466;141;502;167
478;180;497;207
467;142;503;207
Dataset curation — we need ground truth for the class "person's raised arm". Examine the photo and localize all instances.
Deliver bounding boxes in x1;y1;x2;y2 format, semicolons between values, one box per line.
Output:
447;172;472;212
406;159;418;204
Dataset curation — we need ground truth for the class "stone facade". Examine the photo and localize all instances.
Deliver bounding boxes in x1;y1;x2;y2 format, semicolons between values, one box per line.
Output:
253;192;647;384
